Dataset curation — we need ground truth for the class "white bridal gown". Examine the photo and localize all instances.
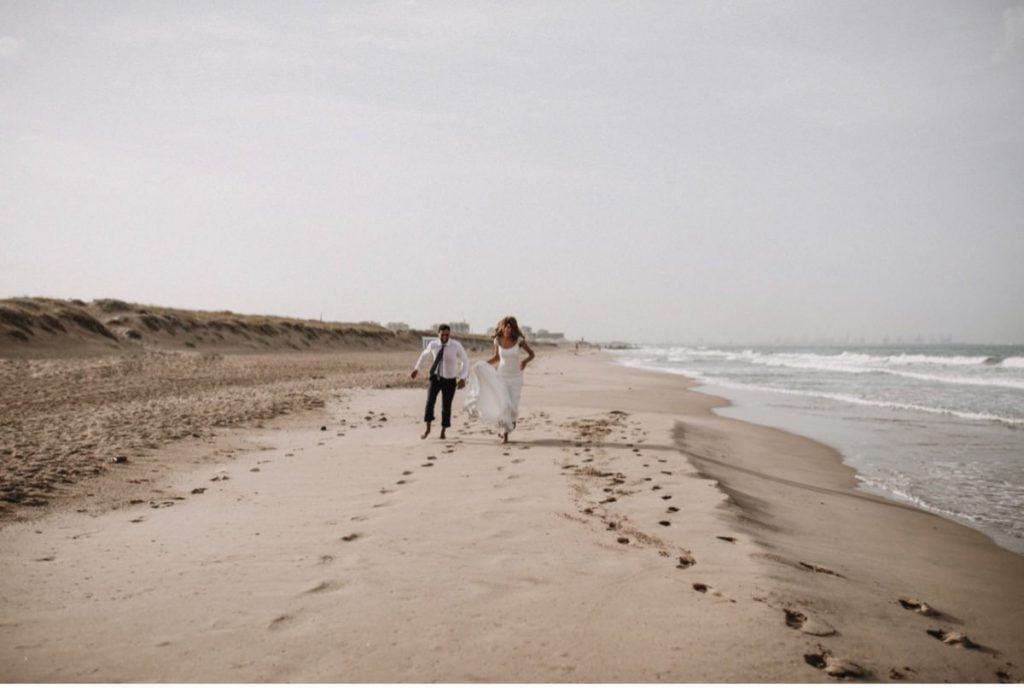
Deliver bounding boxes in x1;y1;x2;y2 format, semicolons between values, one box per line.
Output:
464;340;524;432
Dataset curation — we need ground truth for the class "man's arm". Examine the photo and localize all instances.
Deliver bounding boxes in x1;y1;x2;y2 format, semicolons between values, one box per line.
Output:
456;341;470;382
455;341;470;379
411;341;434;379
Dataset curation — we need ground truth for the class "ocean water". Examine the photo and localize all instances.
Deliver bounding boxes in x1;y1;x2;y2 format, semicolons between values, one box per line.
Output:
615;345;1024;555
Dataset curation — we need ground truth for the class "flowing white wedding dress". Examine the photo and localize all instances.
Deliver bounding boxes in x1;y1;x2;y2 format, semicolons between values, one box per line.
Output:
464;339;524;432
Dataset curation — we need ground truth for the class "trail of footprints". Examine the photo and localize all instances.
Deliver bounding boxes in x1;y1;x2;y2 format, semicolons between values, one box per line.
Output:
261;409;556;633
560;411;709;586
268;406;473;634
559;411;1015;683
117;404;438;634
113;404;1017;681
798;596;1013;681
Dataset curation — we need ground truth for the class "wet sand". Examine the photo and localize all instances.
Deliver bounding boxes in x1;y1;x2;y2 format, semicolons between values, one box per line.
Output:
0;349;1021;681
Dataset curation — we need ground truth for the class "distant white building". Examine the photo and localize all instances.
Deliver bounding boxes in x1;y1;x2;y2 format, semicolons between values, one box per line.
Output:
432;321;471;334
535;328;566;341
386;322;410;332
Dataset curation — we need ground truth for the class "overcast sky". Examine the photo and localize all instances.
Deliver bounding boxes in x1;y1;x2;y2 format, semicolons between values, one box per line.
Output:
2;1;1022;344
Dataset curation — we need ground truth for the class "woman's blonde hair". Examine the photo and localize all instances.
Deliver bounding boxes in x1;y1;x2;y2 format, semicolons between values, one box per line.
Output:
494;315;523;341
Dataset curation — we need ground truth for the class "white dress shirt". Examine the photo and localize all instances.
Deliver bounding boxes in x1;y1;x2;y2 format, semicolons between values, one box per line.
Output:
414;338;470;380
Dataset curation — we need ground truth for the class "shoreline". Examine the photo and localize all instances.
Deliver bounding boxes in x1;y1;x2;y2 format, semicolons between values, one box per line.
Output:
1;349;1020;681
613;350;1024;557
697;381;1024;556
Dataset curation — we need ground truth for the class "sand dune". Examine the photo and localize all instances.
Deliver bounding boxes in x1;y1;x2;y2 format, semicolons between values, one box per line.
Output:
0;297;433;357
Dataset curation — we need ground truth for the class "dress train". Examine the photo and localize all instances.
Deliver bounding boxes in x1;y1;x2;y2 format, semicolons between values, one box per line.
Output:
464;361;516;432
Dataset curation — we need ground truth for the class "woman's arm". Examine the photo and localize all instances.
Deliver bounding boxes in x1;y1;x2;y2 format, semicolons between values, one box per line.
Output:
519;339;535;370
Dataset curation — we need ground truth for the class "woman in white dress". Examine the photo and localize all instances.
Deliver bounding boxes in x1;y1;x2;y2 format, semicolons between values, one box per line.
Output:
464;315;536;443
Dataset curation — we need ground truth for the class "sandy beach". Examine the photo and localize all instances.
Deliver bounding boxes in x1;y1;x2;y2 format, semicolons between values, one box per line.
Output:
1;344;1022;682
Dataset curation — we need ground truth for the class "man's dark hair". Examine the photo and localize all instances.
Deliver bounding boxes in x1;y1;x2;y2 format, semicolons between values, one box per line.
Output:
437;324;451;332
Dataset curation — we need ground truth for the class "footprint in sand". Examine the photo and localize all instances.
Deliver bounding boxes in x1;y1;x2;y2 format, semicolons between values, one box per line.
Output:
899;598;958;621
784;609;837;636
888;667;916;681
302;580;342;595
317;555;335;565
268;613;299;631
926;628;998;655
667;506;680;513
716;535;736;543
340;533;361;542
402;470;413;476
677;555;696;569
658;520;671;527
804;646;870;679
661;495;672;501
799;561;843;577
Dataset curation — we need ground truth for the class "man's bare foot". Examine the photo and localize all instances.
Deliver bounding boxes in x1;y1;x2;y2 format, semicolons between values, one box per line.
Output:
440;429;447;439
421;423;432;440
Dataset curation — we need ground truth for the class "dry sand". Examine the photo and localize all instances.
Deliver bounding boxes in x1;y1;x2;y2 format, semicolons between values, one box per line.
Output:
0;350;421;522
1;348;1021;682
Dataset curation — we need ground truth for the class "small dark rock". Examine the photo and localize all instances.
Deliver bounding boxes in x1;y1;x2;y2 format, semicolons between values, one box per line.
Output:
112;455;129;464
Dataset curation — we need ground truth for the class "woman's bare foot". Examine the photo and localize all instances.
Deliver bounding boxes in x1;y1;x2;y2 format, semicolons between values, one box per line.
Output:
501;431;509;444
421;422;432;440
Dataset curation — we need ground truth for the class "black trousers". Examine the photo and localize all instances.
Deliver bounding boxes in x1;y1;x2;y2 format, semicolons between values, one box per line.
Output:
424;375;457;427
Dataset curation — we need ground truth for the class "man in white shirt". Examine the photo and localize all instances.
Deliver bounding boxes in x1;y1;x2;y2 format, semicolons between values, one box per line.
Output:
411;324;470;440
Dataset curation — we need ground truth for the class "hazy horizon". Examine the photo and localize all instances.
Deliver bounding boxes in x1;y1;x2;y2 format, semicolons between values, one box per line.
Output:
3;1;1023;344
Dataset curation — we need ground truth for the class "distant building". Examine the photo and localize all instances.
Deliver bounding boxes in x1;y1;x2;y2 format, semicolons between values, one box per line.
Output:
535;329;566;341
386;322;410;332
431;321;471;334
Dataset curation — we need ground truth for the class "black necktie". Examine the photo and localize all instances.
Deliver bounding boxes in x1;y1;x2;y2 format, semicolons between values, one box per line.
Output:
430;342;446;379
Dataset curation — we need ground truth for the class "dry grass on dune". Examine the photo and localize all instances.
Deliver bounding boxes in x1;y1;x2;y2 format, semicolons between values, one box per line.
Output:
0;297;423;356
